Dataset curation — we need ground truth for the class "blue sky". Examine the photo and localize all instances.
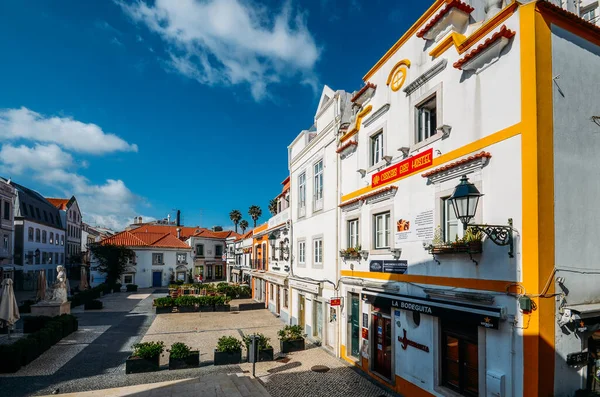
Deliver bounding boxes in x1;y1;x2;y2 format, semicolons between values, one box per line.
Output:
0;0;429;231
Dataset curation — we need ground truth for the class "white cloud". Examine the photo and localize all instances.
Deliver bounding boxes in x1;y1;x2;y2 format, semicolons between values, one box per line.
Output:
0;107;138;154
111;37;124;47
118;0;320;100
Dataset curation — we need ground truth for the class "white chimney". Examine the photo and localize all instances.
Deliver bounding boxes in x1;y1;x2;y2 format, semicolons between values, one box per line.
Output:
177;228;181;239
168;214;171;223
139;216;143;224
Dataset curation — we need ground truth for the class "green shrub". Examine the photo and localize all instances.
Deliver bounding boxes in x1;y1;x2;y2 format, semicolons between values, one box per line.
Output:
242;333;272;350
278;325;304;341
238;286;251;298
13;337;39;366
154;297;175;307
169;342;192;359
100;283;113;294
175;295;197;307
23;316;52;334
112;283;122;293
126;284;138;292
0;343;22;373
216;336;242;353
84;299;103;310
132;341;164;359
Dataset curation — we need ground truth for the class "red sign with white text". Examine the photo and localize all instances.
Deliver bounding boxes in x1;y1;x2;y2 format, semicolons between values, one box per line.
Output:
330;298;341;306
371;148;433;187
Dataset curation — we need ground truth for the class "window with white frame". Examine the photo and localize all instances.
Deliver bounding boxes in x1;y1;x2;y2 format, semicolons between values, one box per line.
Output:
177;253;187;264
123;274;134;284
442;197;460;243
152;253;164;265
347;219;359;248
283;288;289;308
370;132;384;166
42;231;47;244
416;95;437;143
314;160;324;211
49;232;54;245
313;238;323;265
35;229;40;242
583;7;596;22
3;234;8;251
298;172;306;215
373;212;391;249
196;244;204;257
28;227;34;241
298;241;306;264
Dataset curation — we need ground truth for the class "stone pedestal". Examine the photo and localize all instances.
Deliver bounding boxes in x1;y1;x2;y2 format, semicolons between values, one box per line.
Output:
30;301;71;317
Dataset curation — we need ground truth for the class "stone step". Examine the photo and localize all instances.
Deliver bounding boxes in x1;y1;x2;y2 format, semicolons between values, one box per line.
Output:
228;374;270;397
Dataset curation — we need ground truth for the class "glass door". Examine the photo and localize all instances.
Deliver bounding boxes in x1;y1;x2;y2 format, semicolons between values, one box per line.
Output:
372;313;392;379
298;294;305;331
314;301;323;340
350;293;360;358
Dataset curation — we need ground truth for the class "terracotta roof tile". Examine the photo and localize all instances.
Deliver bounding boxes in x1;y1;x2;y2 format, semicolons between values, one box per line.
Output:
351;82;376;103
100;231;149;247
453;25;516;70
336;140;358;154
46;198;69;210
417;0;474;39
236;229;254;241
421;151;491;178
537;0;600;36
100;230;191;249
192;230;240;239
129;225;205;238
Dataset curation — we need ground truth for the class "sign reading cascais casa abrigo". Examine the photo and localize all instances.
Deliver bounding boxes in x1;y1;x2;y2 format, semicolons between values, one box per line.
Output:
372;148;433;187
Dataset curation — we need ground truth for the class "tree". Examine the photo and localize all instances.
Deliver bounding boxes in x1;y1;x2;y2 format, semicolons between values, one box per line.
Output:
89;243;135;285
248;205;262;227
268;199;278;216
229;209;242;233
239;220;249;233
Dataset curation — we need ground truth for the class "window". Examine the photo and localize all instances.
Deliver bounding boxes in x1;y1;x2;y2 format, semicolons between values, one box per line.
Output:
348;219;359;248
35;229;41;242
416;95;437;143
443;197;460;243
48;252;53;264
54;253;59;264
270;284;274;301
373;212;391;249
50;214;54;225
215;245;223;256
196;244;204;257
43;211;48;222
279;241;285;261
313;238;323;265
583;8;596;22
60;253;64;265
61;235;64;246
152;253;164;265
30;205;36;219
298;172;306;214
298;241;306;264
26;251;33;265
42;231;47;244
177;253;187;264
49;232;54;245
441;320;478;396
56;234;59;245
35;251;41;265
215;265;223;278
22;202;28;216
3;201;9;220
42;252;47;264
370;132;384;166
123;274;134;284
28;227;34;241
283;288;289;308
3;234;8;250
69;211;72;220
314;160;324;211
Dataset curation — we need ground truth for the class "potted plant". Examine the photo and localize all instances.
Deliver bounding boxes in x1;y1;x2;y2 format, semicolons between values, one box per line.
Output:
112;283;122;293
214;295;231;312
126;284;138;292
168;342;199;370
154;297;175;314
84;299;103;310
214;336;242;365
243;333;274;362
175;295;198;313
278;325;305;353
198;295;214;312
339;245;361;260
126;341;164;374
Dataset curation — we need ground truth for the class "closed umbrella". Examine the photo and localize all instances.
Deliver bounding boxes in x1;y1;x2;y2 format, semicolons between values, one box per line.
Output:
80;266;88;290
36;270;47;301
0;278;20;338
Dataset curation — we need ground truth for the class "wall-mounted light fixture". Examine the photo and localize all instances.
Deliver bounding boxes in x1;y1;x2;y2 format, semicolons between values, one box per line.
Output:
383;155;393;165
448;175;515;258
359;250;369;261
437;124;452;138
398;147;410;158
357;169;367;177
390;248;402;260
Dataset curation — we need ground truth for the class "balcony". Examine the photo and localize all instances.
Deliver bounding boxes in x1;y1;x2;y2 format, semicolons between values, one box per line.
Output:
268;207;290;229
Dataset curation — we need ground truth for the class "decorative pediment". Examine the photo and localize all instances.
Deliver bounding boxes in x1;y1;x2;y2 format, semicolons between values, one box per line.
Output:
351;82;376;106
422;151;491;184
340;198;362;212
417;0;474;42
364;186;398;205
403;59;447;96
336;140;358;158
453;25;516;72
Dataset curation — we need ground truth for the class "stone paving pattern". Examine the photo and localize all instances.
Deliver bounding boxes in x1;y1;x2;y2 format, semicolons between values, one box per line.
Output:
1;289;399;397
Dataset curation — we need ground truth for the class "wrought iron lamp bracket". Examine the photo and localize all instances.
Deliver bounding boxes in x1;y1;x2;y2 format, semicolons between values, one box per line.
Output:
467;218;514;258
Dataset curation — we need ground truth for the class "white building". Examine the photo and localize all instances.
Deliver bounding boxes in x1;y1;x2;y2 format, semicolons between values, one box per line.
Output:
81;222;101;266
233;229;254;285
47;196;82;270
93;230;192;288
580;0;600;25
10;181;66;287
287;85;352;353
0;177;16;280
186;229;239;282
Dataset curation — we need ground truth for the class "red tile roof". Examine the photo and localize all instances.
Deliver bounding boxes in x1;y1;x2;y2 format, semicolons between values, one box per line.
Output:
336;140;358;154
236;230;254;242
537;0;600;36
417;0;474;39
46;198;70;210
351;82;376;103
192;230;240;239
129;225;206;239
101;230;191;249
422;151;491;178
453;25;516;70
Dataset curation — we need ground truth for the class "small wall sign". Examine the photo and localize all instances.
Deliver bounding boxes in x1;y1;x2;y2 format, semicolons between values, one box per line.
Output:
362;328;369;339
567;352;589;367
363;313;369;328
369;260;408;274
330;297;341;306
398;329;429;353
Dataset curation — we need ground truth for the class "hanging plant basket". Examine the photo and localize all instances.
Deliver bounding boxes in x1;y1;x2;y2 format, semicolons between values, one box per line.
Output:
428;240;482;254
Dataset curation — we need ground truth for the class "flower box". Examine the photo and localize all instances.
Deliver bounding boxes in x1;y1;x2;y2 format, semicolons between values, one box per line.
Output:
429;240;482;254
213;349;242;365
155;306;175;314
280;338;305;353
199;305;214;312
168;351;200;370
178;305;198;313
247;347;274;362
125;355;160;374
214;304;230;312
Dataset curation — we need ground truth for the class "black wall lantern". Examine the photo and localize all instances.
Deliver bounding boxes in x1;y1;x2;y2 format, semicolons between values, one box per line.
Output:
448;175;515;258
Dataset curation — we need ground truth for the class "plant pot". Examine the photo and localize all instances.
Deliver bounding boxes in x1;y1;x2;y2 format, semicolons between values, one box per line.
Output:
125;355;160;374
247;347;274;362
168;351;200;370
199;305;214;312
156;306;174;314
280;338;305;353
178;306;198;313
214;304;230;312
214;349;242;365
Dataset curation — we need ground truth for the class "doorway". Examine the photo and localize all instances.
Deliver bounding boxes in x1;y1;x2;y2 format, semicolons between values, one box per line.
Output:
314;301;323;340
298;294;305;331
372;312;392;380
152;271;162;287
276;286;281;315
350;293;360;358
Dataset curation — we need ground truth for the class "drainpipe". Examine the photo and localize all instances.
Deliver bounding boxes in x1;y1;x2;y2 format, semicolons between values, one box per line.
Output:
335;94;342;357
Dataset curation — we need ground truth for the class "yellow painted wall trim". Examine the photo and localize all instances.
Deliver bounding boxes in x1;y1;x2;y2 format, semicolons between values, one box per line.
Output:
340;122;522;203
341;270;519;293
429;32;466;58
340;105;372;143
386;59;412;85
362;0;446;82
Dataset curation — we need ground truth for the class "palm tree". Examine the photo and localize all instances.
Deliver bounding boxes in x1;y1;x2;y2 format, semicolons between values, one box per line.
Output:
239;220;249;233
268;199;278;216
248;205;262;227
229;209;242;233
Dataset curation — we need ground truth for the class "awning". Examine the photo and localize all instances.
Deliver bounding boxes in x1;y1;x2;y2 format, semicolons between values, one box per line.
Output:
565;303;600;319
231;269;240;275
362;289;504;329
261;272;288;286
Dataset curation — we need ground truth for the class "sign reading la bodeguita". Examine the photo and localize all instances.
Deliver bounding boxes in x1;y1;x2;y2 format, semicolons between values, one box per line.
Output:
372;148;433;188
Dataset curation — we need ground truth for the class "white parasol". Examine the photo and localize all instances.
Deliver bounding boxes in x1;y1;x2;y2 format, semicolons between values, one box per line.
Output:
0;278;20;338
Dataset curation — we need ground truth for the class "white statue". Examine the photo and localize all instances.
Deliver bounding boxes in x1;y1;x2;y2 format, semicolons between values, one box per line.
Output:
44;265;68;303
